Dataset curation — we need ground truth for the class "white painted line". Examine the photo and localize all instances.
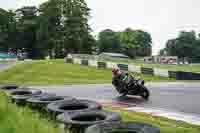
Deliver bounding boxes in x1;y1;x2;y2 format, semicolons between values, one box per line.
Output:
126;107;200;125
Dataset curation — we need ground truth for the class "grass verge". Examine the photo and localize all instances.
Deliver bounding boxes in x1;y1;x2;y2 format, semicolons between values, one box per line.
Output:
107;107;200;133
0;92;59;133
0;60;172;85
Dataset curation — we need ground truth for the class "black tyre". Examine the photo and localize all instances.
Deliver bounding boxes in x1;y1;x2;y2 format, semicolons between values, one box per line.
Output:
27;95;75;110
86;121;160;133
10;88;42;96
141;86;150;100
47;99;102;116
1;84;19;90
57;110;121;133
57;110;121;127
10;88;42;105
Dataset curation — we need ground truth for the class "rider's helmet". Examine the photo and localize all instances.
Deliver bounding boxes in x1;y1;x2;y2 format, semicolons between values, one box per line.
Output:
112;67;120;76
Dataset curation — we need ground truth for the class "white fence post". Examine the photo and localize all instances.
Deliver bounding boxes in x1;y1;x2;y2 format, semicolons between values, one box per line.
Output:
154;68;169;77
73;58;81;64
88;60;98;67
107;62;118;69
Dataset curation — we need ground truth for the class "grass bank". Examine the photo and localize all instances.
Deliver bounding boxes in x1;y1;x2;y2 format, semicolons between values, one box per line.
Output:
0;92;59;133
0;60;172;85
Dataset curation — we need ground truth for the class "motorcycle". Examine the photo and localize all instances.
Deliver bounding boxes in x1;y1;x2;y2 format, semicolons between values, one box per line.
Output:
112;73;150;100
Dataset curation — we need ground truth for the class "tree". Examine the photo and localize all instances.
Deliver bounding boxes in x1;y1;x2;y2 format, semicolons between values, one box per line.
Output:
165;31;197;58
16;6;40;59
38;0;63;58
159;48;167;56
62;0;92;53
119;28;152;57
134;30;152;56
0;8;9;50
98;29;121;53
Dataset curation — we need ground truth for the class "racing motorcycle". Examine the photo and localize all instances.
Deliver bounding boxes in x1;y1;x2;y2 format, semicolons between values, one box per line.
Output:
112;73;150;100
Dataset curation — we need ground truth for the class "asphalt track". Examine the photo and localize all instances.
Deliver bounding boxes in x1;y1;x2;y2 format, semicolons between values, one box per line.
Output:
0;63;11;70
34;83;200;116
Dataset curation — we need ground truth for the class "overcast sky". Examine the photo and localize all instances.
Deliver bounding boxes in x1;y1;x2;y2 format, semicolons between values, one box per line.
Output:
1;0;200;55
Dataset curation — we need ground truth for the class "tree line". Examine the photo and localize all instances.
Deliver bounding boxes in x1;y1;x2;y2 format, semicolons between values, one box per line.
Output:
98;28;152;58
160;31;200;62
0;0;152;59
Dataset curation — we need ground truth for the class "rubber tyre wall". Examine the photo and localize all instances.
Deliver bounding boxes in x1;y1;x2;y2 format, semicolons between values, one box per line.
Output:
57;110;121;133
10;88;42;105
27;95;75;111
85;121;160;133
1;84;19;91
47;99;102;116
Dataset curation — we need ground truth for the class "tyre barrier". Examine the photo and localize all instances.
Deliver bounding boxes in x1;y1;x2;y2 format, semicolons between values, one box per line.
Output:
97;62;107;69
175;71;200;80
3;84;161;133
47;99;102;117
1;84;19;91
117;64;129;71
81;60;89;66
85;121;160;133
168;71;177;79
66;58;73;63
57;110;121;133
141;67;154;75
10;88;42;105
27;95;75;111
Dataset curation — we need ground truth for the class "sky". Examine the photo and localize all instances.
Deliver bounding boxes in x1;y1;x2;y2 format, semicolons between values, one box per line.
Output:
1;0;200;55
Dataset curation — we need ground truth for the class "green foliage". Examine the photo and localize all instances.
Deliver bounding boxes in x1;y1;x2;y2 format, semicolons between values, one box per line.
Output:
98;29;121;53
97;28;152;58
0;0;95;59
163;30;200;61
119;28;152;58
62;0;92;53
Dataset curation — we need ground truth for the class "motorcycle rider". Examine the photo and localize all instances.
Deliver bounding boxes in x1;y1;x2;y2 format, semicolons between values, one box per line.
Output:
112;67;148;99
112;68;133;93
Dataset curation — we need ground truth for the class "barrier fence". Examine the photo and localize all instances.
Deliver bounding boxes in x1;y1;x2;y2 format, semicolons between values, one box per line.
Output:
98;62;107;69
65;58;200;80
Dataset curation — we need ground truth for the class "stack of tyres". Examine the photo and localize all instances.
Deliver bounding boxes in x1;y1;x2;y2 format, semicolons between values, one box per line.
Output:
66;58;73;64
86;121;160;133
47;99;102;117
0;84;19;91
27;95;75;113
2;83;161;133
10;88;42;106
57;110;121;133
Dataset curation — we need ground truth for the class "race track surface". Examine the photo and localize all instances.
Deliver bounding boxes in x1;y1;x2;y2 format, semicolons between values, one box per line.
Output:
34;83;200;116
0;63;11;70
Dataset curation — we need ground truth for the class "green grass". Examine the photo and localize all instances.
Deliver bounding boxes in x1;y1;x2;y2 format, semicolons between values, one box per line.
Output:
0;92;59;133
107;108;200;133
0;60;172;85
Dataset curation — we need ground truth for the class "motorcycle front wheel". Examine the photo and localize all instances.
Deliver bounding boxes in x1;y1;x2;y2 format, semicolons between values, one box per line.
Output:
141;86;150;100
